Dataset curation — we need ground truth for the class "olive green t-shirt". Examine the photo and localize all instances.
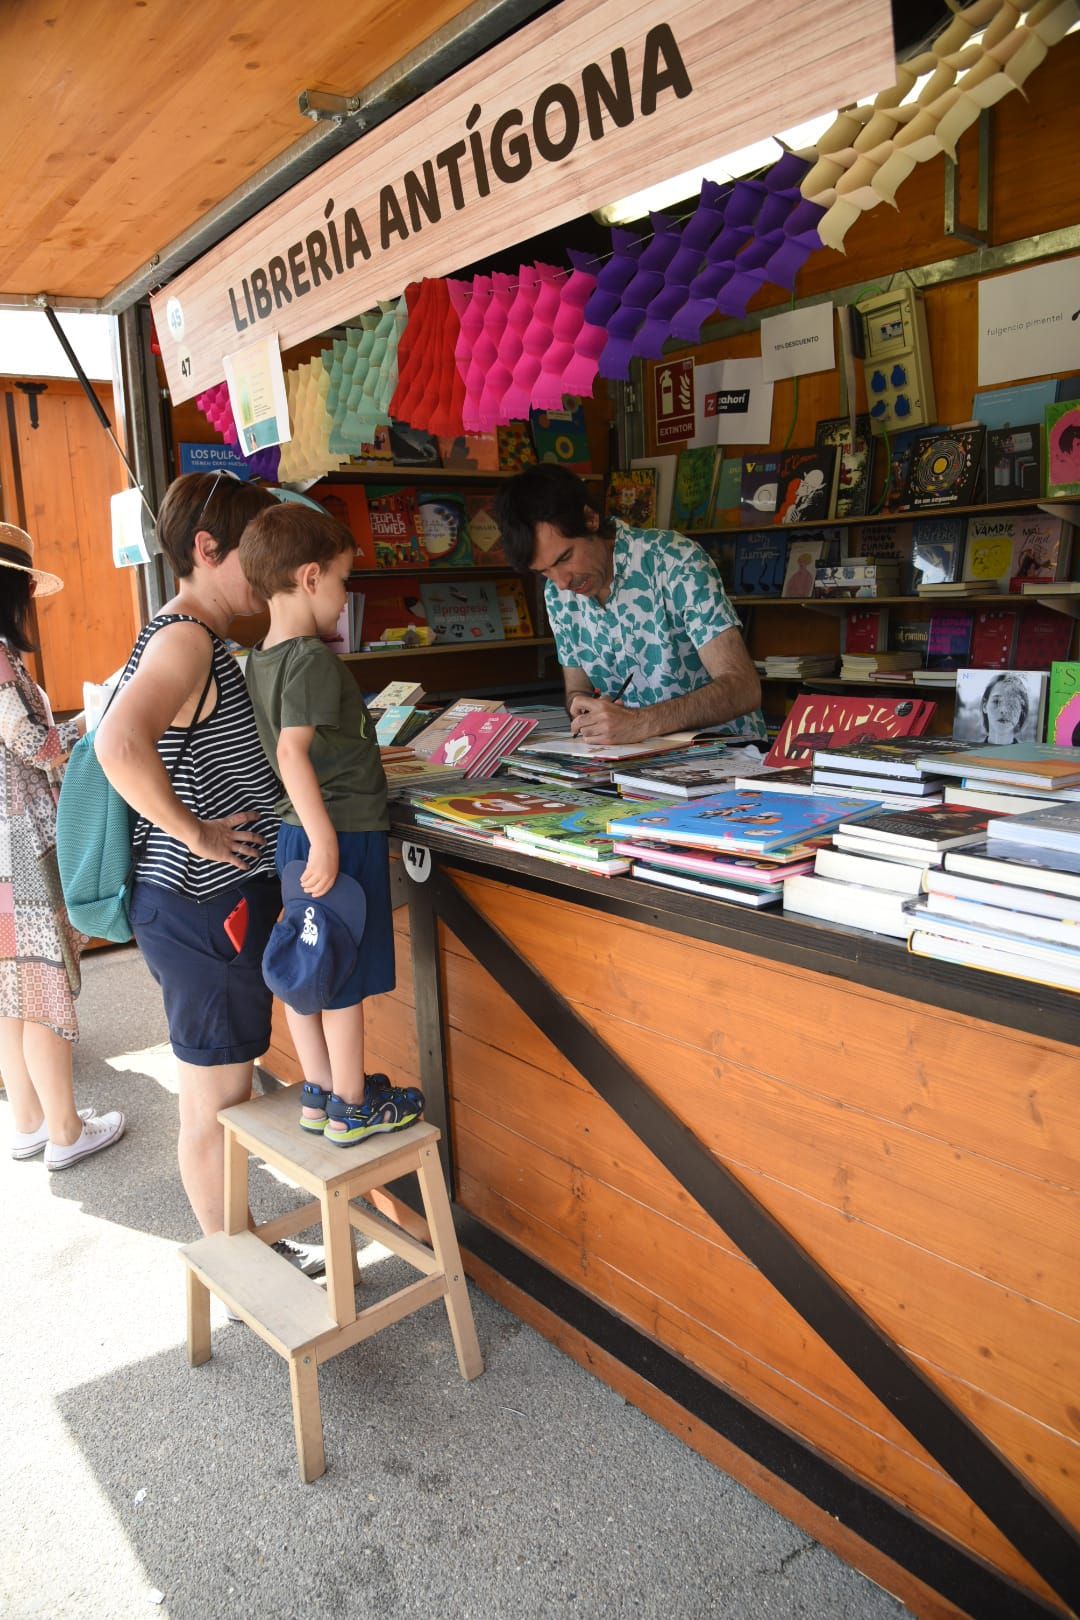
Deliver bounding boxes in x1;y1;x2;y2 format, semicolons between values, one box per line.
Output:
245;636;388;833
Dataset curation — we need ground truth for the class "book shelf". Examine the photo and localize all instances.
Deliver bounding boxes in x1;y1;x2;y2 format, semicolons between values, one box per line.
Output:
685;495;1080;537
341;636;552;662
326;467;516;483
733;592;1080;611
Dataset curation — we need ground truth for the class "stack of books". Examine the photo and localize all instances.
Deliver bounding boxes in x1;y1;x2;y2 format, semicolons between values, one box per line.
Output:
840;650;923;683
915;742;1080;815
814;561;901;598
783;805;991;938
427;711;538;779
908;802;1080;991
611;745;769;800
807;737;959;807
763;654;839;679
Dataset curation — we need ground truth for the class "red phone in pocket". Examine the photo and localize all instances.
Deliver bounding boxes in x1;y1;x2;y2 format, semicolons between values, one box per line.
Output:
223;895;249;954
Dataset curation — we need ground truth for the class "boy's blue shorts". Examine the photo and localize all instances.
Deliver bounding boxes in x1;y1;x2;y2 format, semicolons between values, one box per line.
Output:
130;875;282;1067
275;824;396;1008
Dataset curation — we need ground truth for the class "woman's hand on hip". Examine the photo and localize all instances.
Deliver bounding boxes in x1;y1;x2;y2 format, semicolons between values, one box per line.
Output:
190;811;264;869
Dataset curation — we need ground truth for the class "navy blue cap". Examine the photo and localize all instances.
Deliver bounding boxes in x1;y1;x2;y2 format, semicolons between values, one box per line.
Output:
262;861;367;1015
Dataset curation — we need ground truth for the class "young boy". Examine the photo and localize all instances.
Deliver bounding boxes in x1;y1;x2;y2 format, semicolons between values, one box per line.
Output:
239;502;423;1143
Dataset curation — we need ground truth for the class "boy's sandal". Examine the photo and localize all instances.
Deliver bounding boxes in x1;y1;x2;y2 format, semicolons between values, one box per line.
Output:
324;1086;425;1145
299;1081;331;1133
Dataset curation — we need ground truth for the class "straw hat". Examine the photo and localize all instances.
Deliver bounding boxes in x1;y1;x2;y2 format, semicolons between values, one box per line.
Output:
0;524;63;596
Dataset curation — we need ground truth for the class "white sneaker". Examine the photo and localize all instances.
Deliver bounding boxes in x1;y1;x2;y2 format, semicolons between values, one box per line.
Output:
44;1111;126;1171
10;1106;93;1161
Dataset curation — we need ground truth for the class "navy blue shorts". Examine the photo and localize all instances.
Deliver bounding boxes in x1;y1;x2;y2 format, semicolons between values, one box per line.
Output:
275;824;396;1008
130;876;282;1067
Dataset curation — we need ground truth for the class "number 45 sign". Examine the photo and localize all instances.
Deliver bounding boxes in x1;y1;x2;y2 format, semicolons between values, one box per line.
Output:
401;841;432;882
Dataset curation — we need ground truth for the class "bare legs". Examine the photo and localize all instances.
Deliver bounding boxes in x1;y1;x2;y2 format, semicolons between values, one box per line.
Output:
284;1002;366;1132
0;1016;82;1144
176;1058;255;1234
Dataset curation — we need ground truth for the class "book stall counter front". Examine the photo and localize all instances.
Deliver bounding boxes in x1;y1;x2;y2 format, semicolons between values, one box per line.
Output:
264;822;1080;1620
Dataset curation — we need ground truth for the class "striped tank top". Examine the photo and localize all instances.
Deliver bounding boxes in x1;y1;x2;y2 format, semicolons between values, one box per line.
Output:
125;614;279;900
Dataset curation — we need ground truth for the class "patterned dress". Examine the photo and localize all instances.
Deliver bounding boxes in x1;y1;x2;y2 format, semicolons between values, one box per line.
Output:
0;641;83;1041
544;519;767;741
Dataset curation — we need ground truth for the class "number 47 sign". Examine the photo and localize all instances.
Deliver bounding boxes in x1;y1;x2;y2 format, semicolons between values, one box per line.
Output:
654;358;695;445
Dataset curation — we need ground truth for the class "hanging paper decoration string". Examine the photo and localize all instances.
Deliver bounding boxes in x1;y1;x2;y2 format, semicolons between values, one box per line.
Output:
391;281;455;436
193;381;281;479
535;259;603;404
325;314;380;457
505;264;565;417
456;274;491;434
277;359;348;484
475;273;519;431
495;266;542;422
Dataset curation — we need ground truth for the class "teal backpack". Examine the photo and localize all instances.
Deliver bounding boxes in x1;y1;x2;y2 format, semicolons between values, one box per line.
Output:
56;624;214;942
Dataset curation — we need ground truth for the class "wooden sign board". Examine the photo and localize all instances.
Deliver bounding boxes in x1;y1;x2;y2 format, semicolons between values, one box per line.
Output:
153;0;895;403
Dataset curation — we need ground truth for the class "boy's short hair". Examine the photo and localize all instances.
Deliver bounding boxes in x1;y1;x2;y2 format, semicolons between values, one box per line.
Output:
239;503;354;599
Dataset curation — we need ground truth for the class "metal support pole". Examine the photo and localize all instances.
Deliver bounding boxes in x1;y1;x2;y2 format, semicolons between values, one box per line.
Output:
112;305;173;617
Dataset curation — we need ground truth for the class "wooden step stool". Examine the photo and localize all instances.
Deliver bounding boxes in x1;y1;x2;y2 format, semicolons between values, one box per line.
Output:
178;1085;482;1482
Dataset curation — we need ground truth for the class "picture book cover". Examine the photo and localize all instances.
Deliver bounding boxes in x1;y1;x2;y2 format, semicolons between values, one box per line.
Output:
309;482;378;570
410;789;580;828
775;448;836;525
810;735;962;776
972;381;1059;432
409;697;502;759
495;578;535;639
841;608;889;656
905;428;984;509
1047;661;1080;746
983;424;1042;500
361;580;428;642
910;517;965;586
857;520;915;593
496;422;538;472
740;457;780;524
530;404;591;472
417;490;472;567
814;414;876;518
882;426;938;513
631;456;676;529
607;790;874;854
464;491;506;565
374;704;418;747
504;800;649;858
1044;399;1080;499
925;610;975;670
1009;514;1071;591
388;421;441;467
671;447;721;530
370;679;426;709
969;606;1019;669
764;693;933;768
436;432;500;471
367;486;425;568
921;742;1080;785
781;538;828;598
419;580;504;644
709;456;743;527
732;531;786;596
953;669;1047;745
347;426;393;469
615;840;816;884
1013;605;1075;670
961;515;1017;589
842;805;990;847
608;468;657;528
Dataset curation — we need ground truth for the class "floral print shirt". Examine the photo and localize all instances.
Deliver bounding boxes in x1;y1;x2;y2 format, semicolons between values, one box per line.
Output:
0;642;82;860
544;521;766;740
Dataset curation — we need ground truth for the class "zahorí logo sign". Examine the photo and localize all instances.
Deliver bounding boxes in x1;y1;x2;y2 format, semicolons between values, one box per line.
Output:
153;0;894;402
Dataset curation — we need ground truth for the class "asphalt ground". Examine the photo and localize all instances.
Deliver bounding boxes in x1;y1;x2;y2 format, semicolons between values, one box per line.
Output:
1;944;911;1620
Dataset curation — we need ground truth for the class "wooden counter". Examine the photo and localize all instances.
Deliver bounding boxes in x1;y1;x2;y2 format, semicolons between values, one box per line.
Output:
264;827;1080;1620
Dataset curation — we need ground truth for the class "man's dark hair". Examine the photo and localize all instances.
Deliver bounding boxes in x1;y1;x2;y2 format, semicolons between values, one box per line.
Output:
157;471;276;579
493;465;610;574
0;551;37;652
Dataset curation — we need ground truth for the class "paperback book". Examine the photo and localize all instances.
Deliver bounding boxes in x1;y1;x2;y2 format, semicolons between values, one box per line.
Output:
732;531;786;596
781;538;829;598
814;415;875;518
983;424;1042;500
614;840;816;886
740;457;780;525
611;748;769;799
1013;605;1075;670
1047;661;1080;746
961;516;1017;590
838;805;989;851
419;580;504;644
632;865;782;906
910;518;965;587
1044;399;1080;499
764;693;935;768
417;490;472;567
607;790;874;854
969;607;1018;669
608;468;657;528
1009;514;1072;592
905;427;984;510
709;457;743;527
496;422;538;472
530;404;591;471
925;610;975;671
631;456;676;529
882;426;938;514
913;742;1080;789
672;447;721;530
464;492;507;565
367;486;425;568
775;449;835;525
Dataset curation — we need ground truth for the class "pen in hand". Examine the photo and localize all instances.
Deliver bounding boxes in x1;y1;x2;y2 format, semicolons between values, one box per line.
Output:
591;672;634;703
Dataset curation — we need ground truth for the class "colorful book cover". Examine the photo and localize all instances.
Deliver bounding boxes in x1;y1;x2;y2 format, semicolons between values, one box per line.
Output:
429;712;512;770
631;456;676;529
436;433;500;471
1013;604;1076;670
952;669;1047;745
972;381;1059;432
911;517;965;586
775;448;835;525
419;580;504;644
370;679;425;709
843;805;990;846
503;800;645;858
309;482;377;570
367;486;425;568
417;490;472;567
740;457;779;525
374;704;418;746
764;693;933;768
530;404;591;471
781;538;828;598
409;697;502;759
983;424;1042;500
1009;514;1071;591
1047;661;1080;745
410;788;581;828
814;414;875;518
969;607;1018;669
615;840;816;884
347;425;394;469
361;580;428;641
671;447;721;530
1044;399;1080;499
464;491;507;565
388;421;441;466
906;428;984;509
608;468;657;528
607;790;874;854
497;422;538;472
732;531;786;596
495;578;535;638
925;610;975;670
882;426;937;513
962;516;1017;588
709;456;743;527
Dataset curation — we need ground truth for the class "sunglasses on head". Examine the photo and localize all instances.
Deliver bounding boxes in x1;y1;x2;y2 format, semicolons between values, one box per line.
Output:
194;466;245;533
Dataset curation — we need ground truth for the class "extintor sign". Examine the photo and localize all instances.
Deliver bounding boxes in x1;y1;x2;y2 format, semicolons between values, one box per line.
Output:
654;358;695;445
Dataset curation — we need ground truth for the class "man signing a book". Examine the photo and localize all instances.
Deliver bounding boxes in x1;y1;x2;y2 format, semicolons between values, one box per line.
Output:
495;466;765;746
